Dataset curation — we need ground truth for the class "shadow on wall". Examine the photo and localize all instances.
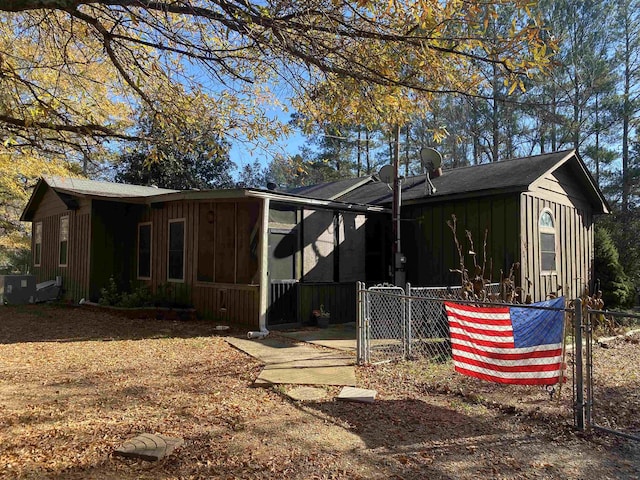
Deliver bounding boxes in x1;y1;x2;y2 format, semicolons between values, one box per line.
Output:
271;208;384;284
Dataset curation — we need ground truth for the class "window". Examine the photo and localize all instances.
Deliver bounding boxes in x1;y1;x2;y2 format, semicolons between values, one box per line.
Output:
138;223;152;279
34;222;42;266
168;219;185;281
539;210;556;272
59;216;69;266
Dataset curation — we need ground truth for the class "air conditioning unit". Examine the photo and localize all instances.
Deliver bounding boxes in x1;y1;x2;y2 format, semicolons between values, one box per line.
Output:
0;275;37;305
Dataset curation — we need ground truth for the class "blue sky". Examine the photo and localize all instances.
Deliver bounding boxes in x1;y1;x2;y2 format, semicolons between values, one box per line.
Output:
229;106;308;176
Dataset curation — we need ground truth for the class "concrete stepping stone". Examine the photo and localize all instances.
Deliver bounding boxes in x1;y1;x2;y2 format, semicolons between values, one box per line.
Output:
337;386;377;403
113;433;183;461
286;386;328;401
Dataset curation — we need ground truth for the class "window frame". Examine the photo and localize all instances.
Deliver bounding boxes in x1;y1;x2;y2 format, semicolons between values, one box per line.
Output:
59;215;69;267
539;209;557;274
137;222;152;280
34;222;42;267
167;218;186;282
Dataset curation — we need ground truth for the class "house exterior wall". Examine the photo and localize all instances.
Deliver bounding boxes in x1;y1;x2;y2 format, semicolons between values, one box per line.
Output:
30;188;91;301
403;162;598;303
403;194;521;289
133;198;261;328
268;203;368;284
523;165;595;301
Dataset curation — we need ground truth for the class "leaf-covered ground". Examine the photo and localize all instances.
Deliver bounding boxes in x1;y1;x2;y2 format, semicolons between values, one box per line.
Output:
0;305;638;479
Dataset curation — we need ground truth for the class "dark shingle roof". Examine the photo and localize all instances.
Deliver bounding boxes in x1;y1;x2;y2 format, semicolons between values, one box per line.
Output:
287;176;375;200
339;150;577;205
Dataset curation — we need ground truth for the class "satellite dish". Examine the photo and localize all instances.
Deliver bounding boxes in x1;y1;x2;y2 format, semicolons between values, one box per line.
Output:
378;164;394;184
420;147;443;171
266;182;278;191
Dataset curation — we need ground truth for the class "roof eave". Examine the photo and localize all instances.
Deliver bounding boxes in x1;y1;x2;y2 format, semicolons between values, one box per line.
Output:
528;149;610;214
146;187;390;213
396;186;528;207
20;178;47;222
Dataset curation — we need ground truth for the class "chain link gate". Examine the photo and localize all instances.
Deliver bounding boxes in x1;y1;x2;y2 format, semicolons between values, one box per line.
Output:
357;283;406;364
573;302;640;441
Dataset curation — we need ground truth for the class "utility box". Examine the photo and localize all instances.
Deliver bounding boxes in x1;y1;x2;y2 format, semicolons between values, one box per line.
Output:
0;275;37;305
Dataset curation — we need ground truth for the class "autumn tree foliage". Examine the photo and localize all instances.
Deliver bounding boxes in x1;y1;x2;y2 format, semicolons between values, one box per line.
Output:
1;1;554;155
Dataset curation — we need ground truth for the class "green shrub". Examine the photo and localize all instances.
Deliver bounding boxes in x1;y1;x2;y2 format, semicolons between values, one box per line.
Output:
98;278;191;309
98;277;121;306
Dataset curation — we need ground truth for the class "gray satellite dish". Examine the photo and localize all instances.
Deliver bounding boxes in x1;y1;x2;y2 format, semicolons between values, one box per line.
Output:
420;147;443;172
378;164;394;184
420;147;442;196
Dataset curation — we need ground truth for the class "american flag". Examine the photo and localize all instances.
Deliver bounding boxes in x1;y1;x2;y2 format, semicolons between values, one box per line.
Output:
444;297;565;385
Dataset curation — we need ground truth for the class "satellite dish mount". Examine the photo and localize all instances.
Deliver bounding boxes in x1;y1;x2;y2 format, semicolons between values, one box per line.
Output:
420;147;442;196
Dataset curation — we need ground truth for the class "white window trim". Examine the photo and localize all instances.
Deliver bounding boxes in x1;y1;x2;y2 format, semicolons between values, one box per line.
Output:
539;208;557;274
34;222;42;267
167;218;186;283
137;222;152;280
59;215;69;267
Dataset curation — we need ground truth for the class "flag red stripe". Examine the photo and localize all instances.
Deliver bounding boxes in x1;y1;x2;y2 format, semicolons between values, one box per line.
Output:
448;321;514;337
453;366;562;385
450;332;515;348
453;354;561;373
445;302;509;315
452;342;562;360
445;312;512;326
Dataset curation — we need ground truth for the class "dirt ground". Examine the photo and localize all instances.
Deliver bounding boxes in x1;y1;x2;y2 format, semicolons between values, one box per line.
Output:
0;304;638;479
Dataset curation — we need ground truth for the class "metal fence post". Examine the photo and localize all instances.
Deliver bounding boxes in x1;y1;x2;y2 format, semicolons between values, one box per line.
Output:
363;283;370;364
585;305;593;430
574;298;585;431
406;283;412;359
356;281;364;365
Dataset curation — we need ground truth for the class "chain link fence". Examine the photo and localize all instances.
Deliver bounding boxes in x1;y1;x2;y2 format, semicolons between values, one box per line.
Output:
356;282;500;364
356;284;640;441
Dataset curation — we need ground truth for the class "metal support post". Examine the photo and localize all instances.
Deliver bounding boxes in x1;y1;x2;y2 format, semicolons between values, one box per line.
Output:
585;305;593;430
405;283;412;359
574;298;585;431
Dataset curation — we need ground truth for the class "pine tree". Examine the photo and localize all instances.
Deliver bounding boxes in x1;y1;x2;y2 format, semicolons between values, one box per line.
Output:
593;224;635;308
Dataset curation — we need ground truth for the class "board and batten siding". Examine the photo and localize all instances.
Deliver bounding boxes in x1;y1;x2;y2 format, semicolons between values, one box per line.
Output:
31;188;91;301
523;164;595;302
137;198;261;328
403;194;521;288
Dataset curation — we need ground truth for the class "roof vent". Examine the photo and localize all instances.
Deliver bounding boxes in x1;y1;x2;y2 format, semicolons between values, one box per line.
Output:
266;182;278;191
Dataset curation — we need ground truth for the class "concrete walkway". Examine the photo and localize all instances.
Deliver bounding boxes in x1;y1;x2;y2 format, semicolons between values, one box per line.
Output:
225;327;357;386
277;322;357;353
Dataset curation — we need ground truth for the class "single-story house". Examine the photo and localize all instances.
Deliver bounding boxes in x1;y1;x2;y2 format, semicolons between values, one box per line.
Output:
295;149;610;301
20;176;388;330
20;149;608;328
